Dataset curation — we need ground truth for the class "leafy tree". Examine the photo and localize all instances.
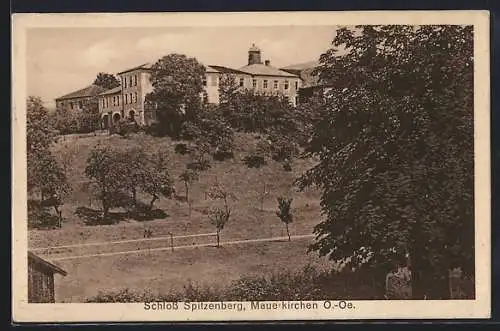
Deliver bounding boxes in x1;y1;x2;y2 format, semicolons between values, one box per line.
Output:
179;169;199;215
94;72;120;90
116;146;148;208
218;73;240;105
145;54;206;138
207;182;236;247
27;96;69;228
27;96;56;156
298;25;474;299
84;144;124;221
276;196;293;241
141;151;175;211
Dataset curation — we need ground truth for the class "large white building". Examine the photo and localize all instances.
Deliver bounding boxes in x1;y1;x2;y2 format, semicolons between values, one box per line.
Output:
56;45;314;129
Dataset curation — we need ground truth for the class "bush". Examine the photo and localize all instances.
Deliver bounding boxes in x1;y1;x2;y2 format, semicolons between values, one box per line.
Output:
111;119;140;136
243;153;266;169
28;201;60;230
268;133;299;162
283;161;292;172
174;143;190;155
187;157;211;172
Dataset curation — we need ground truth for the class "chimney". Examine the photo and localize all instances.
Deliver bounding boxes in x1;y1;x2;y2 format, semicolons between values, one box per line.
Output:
265;60;270;66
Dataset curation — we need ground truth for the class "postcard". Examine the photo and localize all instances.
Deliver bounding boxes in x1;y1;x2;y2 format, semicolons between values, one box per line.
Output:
12;10;490;322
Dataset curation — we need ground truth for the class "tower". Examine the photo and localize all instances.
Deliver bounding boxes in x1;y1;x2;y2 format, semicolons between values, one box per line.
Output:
247;43;262;65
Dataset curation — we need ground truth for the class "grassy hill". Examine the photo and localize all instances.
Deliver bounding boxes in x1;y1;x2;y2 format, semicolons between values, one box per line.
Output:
28;132;330;302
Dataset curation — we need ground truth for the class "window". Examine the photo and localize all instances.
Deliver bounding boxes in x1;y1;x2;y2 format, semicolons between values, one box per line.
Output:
211;75;218;87
284;80;289;90
274;80;278;89
70;102;74;109
78;101;83;109
263;80;268;89
295;81;299;90
252;79;257;88
124;77;127;88
102;99;105;108
113;96;116;106
106;98;108;108
130;93;133;103
203;77;207;86
134;92;138;103
117;96;120;106
134;75;138;86
125;94;128;104
129;76;133;87
239;77;244;87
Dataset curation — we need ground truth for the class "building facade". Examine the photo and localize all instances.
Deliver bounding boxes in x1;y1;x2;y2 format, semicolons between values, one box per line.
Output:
55;84;107;111
56;45;306;130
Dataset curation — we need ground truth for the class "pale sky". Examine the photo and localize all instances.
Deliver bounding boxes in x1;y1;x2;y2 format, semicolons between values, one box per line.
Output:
27;26;338;108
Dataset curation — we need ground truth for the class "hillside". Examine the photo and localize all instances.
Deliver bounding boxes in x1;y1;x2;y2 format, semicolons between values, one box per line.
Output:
29;132;323;249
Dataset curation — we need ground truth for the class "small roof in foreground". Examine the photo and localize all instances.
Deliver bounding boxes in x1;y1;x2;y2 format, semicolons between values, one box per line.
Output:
98;86;122;96
238;64;299;78
55;85;107;101
28;251;67;276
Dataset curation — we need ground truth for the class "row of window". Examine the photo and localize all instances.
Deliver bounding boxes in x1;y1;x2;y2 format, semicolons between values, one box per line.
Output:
101;92;138;109
123;75;138;89
203;75;298;91
67;100;84;110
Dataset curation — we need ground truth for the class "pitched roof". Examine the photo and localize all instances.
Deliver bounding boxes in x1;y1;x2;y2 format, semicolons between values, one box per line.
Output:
98;86;122;96
206;65;249;75
28;251;67;276
238;64;298;78
56;84;107;101
117;62;154;75
281;60;320;71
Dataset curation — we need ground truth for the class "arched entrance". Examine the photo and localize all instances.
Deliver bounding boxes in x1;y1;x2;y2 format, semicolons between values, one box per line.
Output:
101;114;109;129
128;110;136;122
113;113;121;123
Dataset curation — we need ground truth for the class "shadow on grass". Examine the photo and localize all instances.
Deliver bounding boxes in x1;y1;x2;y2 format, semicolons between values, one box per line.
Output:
74;204;169;226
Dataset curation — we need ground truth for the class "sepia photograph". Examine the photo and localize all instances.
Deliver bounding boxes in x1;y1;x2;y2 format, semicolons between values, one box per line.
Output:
12;11;490;322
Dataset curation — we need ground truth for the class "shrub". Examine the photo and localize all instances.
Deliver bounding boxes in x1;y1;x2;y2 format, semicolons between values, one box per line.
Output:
174;143;190;155
111;119;140;136
268;133;299;162
243;153;266;169
28;202;60;230
283;161;292;172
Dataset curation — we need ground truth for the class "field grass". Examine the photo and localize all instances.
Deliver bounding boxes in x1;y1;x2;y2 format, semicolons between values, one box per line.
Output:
29;132;329;302
30;132;322;248
53;238;330;302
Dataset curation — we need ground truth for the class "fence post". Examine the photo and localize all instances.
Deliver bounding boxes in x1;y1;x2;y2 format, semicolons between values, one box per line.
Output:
169;232;174;252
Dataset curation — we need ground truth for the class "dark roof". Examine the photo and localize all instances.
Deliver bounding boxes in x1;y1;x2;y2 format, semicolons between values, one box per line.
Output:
117;62;154;75
206;65;249;75
238;64;298;78
281;60;320;71
28;251;67;276
98;86;122;96
56;85;107;101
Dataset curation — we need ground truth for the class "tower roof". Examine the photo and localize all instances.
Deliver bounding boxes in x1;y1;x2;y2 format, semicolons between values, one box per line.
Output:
249;43;261;52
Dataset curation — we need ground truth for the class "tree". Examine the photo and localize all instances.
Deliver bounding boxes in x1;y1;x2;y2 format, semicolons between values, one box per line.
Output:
179;169;199;215
276;196;293;241
141;151;175;211
27;96;69;228
84;144;124;221
116;146;148;208
298;25;474;299
145;54;206;138
207;182;236;247
94;72;120;90
27;96;56;156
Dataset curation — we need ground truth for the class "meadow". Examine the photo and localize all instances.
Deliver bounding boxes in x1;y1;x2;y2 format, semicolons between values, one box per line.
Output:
28;132;330;302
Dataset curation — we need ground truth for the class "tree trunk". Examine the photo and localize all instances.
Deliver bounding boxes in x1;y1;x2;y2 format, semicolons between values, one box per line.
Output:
149;195;158;211
132;187;137;208
185;182;189;201
216;230;220;248
286;223;291;241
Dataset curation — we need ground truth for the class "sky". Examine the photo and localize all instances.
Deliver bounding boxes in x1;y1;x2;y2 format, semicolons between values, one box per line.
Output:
26;26;338;108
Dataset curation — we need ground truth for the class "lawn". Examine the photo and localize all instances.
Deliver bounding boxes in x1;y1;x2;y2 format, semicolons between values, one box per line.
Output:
53;238;331;303
29;132;329;302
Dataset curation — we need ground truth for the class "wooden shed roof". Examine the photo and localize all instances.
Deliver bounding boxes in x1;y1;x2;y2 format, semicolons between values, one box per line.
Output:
28;251;67;276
